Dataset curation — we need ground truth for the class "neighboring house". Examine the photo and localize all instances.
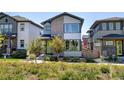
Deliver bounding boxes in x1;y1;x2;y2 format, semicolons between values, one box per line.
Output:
0;12;43;54
41;12;84;57
87;17;124;57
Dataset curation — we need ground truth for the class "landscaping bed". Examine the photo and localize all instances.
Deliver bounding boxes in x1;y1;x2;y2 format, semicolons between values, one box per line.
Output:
0;62;123;80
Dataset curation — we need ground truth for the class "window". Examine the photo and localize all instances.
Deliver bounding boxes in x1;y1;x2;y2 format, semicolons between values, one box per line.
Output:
115;22;121;30
106;41;113;45
45;25;51;31
65;40;80;51
95;25;99;32
5;19;8;22
64;23;80;33
8;24;12;33
0;24;13;34
20;40;24;48
65;40;70;50
102;23;107;30
20;23;25;31
109;22;114;30
4;24;9;33
44;23;51;34
0;25;4;34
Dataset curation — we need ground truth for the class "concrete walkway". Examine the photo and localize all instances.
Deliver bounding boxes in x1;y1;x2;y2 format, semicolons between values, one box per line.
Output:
94;58;124;66
25;60;44;63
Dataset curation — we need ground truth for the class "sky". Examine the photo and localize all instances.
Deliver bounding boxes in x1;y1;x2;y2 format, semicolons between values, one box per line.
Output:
6;12;124;35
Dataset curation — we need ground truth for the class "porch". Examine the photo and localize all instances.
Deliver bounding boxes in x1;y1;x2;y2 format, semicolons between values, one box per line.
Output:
98;34;124;57
0;35;17;55
40;35;51;54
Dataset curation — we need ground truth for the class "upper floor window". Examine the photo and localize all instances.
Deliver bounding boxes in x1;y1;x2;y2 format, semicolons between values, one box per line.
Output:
102;23;107;30
5;19;8;23
0;24;12;34
109;22;114;30
45;25;51;31
115;22;121;30
64;23;80;33
20;23;25;31
95;25;99;32
44;23;51;35
0;25;4;34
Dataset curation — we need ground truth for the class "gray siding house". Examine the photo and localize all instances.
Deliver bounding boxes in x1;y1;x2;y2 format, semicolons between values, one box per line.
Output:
88;17;124;57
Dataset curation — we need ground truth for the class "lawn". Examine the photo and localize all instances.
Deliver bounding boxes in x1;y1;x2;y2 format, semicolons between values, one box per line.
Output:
0;58;25;63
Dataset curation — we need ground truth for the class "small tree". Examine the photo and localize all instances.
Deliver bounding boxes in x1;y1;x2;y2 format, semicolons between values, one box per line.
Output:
0;34;6;47
50;36;65;61
0;34;7;55
28;38;45;63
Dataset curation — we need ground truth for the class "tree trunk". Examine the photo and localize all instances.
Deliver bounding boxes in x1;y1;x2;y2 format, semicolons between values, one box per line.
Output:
57;54;59;62
34;57;37;63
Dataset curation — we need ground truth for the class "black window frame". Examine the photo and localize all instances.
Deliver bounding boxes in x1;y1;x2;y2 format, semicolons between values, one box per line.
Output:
20;40;24;48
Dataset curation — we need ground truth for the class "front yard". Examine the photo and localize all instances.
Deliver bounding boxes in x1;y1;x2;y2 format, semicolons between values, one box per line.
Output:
0;60;123;80
0;58;25;63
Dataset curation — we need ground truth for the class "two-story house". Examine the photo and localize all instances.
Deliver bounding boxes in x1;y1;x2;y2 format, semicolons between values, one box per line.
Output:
41;12;84;57
88;17;124;57
0;12;43;54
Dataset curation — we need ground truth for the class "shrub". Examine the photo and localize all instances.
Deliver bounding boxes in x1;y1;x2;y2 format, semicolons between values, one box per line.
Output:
44;55;51;61
104;56;116;62
28;54;36;60
85;58;95;63
108;56;113;61
44;55;58;61
0;52;3;57
100;65;110;74
63;57;80;62
12;49;27;59
71;57;80;62
63;57;70;62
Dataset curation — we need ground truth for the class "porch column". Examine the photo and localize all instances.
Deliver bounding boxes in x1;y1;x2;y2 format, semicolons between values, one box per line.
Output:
100;39;103;57
45;40;47;54
6;32;11;55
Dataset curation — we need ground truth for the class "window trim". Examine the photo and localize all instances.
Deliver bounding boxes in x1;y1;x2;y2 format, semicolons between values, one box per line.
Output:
20;23;25;31
101;23;107;30
64;23;81;33
0;23;13;34
65;39;81;51
115;22;121;30
20;40;24;48
108;22;114;30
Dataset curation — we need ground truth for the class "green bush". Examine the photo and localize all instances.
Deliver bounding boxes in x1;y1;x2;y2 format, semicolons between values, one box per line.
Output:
100;65;110;74
63;57;70;62
28;54;36;60
44;55;57;61
50;56;58;61
85;58;94;63
0;53;3;58
63;57;80;62
71;57;80;62
44;55;51;61
12;49;27;59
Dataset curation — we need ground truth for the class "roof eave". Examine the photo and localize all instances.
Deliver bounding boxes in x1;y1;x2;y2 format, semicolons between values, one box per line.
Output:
41;12;84;25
